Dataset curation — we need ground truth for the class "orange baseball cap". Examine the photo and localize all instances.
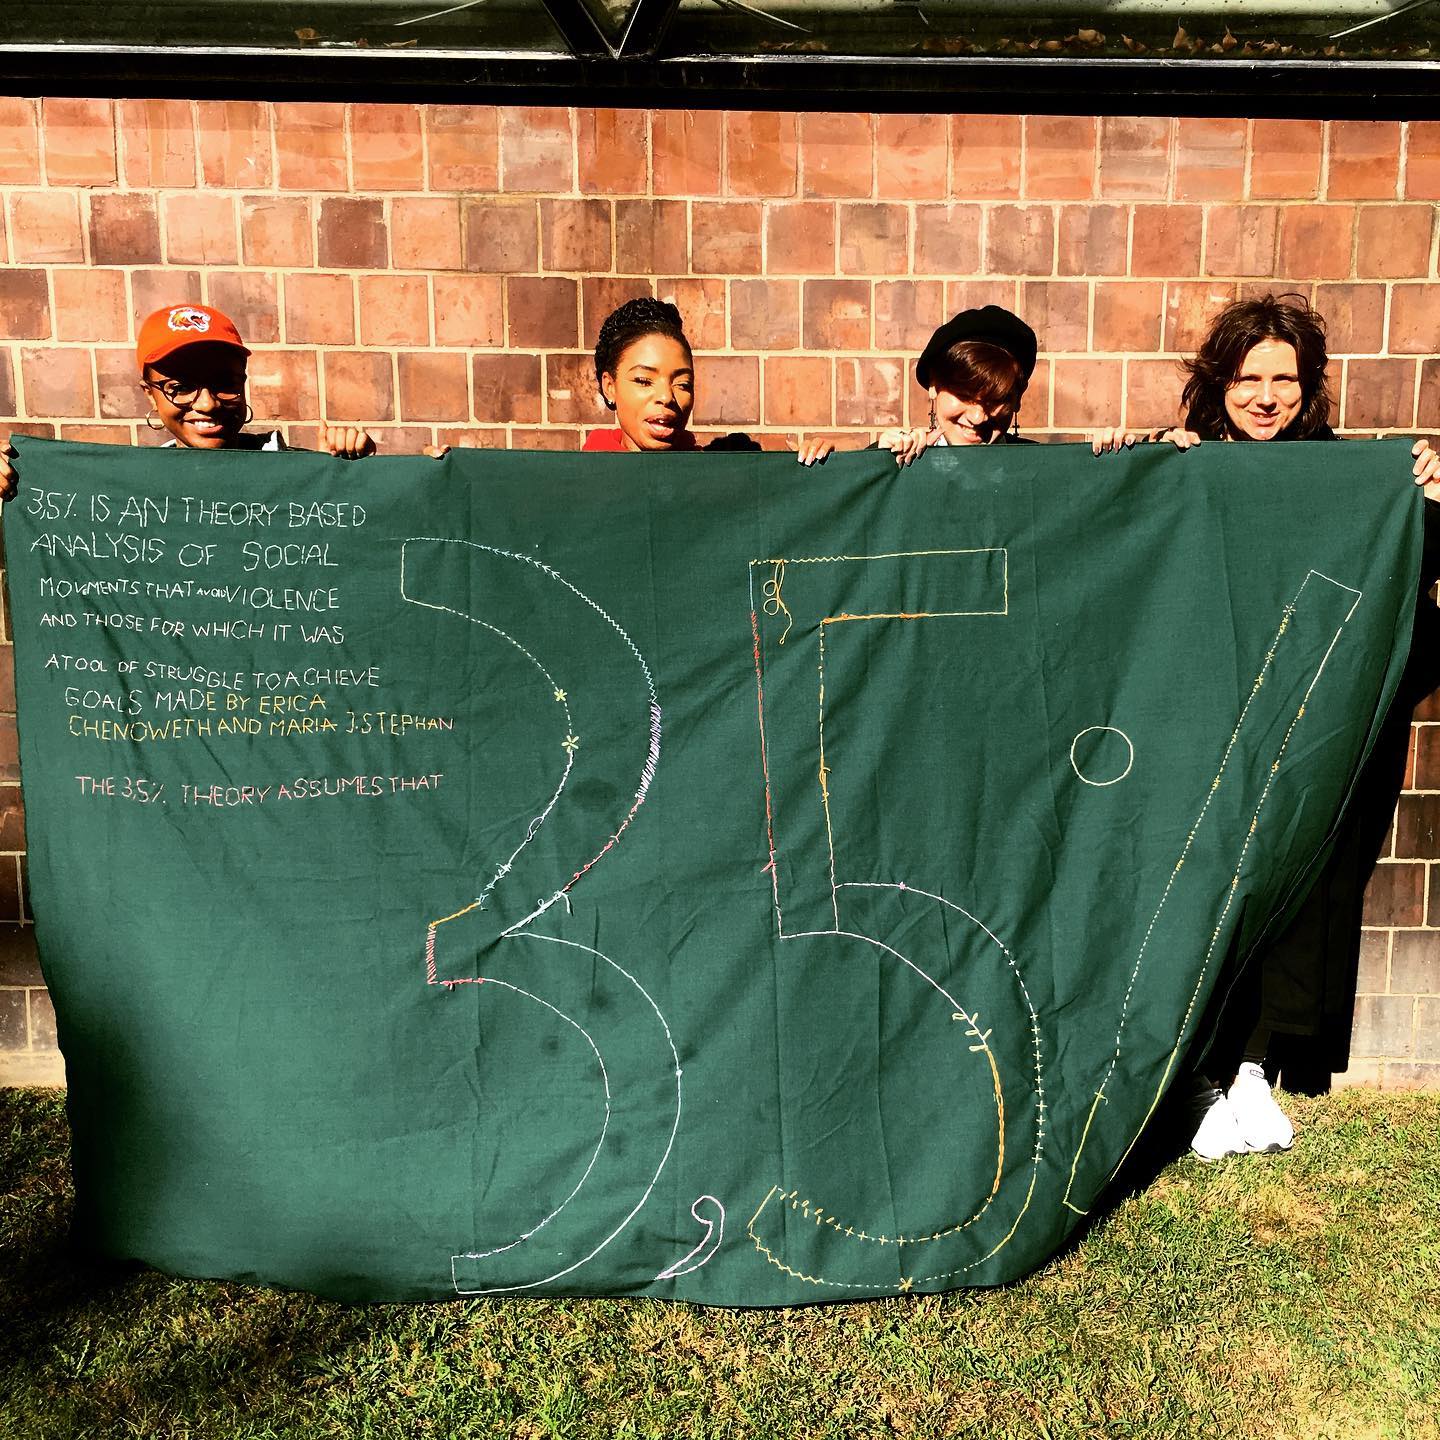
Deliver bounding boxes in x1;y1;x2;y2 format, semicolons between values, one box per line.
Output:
136;304;249;370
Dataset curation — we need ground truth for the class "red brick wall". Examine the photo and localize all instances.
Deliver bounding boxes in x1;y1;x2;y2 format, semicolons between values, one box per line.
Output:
1;101;1437;1086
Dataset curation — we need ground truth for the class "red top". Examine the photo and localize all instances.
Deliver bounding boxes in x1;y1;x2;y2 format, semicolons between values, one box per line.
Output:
582;428;697;452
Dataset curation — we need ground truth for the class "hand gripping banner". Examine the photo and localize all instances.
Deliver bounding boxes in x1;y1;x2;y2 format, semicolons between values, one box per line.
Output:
3;436;1421;1302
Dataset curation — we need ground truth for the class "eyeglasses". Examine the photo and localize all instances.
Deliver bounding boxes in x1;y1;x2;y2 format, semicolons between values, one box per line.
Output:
144;378;246;407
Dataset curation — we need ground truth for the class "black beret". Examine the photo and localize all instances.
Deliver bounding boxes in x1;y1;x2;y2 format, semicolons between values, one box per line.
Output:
916;305;1039;389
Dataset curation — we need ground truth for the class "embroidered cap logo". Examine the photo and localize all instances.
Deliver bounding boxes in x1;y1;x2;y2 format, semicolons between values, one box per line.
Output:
168;307;211;334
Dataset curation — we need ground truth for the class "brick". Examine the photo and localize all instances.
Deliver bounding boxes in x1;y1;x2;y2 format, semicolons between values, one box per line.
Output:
1250;119;1323;200
946;278;1020;316
514;428;582;451
96;346;142;419
876;114;946;200
1093;281;1163;353
426;105;499;191
1417;1001;1440;1063
1275;205;1355;281
1131;206;1203;278
0;858;16;924
912;203;982;275
730;279;800;351
391;197;463;272
659;278;726;350
1389;286;1440;356
726;111;797;198
274;102;347;190
653;111;722;196
835;357;904;427
1021;280;1089;353
765;357;830;427
317;197;387;269
284;274;355;345
506;276;579;348
1056;204;1128;277
21;349;93;418
433;275;505;348
1051;358;1122;430
240;196;313;267
89;193;160;265
8;192;83;263
1396;794;1440;859
359;275;430;347
1352;994;1415;1058
500;107;573;192
874;279;945;352
435;427;506;451
42;98;116;186
1327;121;1401;201
197;100;272;188
765;201;835;276
694;355;760;427
1390;931;1440;994
1415;724;1440;789
398;352;469;423
1356;206;1434;280
1344;359;1416;431
1125;357;1186;431
0;925;40;986
1099;116;1171;200
350;103;424;190
1024;116;1096;201
691;201;762;274
324;351;394;424
803;279;870;350
1417;360;1440;432
202;273;280;344
28;988;55;1049
1363;861;1426;926
615;200;687;274
1407;121;1440;200
0;988;25;1051
475;353;541;424
541;199;612;272
119;98;196;188
1355;930;1390;993
949;115;1021;199
582;277;655;348
130;272;202;335
541;352;598;425
462;200;538;274
838;203;908;276
577;108;647;195
985;205;1054;276
0;717;14;782
0;98;40;185
52;271;127;343
801;113;872;199
1164;281;1239;352
0;352;13;416
246;351;319;424
164;193;238;265
1174;117;1246;201
1204;205;1280;277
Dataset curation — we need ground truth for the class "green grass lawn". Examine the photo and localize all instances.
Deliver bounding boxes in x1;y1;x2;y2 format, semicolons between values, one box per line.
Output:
3;1087;1439;1440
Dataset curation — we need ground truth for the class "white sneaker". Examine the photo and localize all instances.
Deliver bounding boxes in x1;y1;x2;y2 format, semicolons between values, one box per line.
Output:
1227;1062;1294;1153
1190;1084;1248;1161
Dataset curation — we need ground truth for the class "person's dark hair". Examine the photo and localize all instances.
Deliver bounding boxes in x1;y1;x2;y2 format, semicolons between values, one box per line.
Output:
1181;294;1332;441
594;298;691;409
929;340;1027;415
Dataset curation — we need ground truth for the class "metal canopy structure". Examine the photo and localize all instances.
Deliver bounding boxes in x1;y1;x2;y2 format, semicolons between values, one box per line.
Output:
2;2;1439;112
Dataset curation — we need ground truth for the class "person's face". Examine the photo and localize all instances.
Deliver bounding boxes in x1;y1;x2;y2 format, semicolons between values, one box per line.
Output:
930;387;1015;446
142;342;249;449
1223;338;1303;441
600;334;695;451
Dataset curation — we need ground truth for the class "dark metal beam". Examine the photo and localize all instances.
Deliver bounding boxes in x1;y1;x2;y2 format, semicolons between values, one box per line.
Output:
2;47;1439;119
615;0;682;58
536;0;612;56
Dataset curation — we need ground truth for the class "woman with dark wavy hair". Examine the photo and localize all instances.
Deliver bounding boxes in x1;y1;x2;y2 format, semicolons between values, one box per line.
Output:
1094;293;1439;1164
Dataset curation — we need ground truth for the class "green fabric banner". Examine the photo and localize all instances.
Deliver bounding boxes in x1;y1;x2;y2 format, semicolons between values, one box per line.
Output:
3;435;1422;1302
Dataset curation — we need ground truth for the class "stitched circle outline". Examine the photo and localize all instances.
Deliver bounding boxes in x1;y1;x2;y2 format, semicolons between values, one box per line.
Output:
1070;726;1134;787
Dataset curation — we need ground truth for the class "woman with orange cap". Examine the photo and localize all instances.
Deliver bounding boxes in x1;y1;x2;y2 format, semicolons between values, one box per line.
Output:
1;303;377;499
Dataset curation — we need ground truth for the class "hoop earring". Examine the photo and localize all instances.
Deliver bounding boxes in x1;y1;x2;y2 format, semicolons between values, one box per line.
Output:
244;404;254;425
145;411;163;431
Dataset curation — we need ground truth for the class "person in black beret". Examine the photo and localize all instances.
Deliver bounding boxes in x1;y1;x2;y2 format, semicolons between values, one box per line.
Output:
878;304;1040;466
